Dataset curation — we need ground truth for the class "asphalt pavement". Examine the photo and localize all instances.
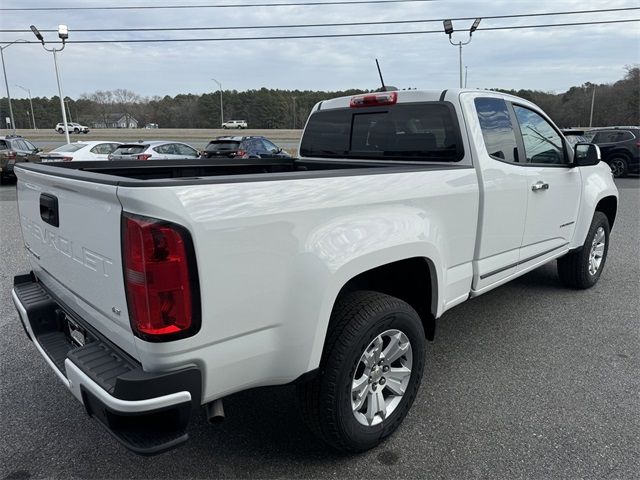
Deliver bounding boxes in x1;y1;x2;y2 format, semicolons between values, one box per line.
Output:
0;178;638;479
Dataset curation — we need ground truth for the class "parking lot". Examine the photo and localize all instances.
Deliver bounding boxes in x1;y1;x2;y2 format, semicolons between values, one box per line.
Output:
0;176;637;479
7;128;303;154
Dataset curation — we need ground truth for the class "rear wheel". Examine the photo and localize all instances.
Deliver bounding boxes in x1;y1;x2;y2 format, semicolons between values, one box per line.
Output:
57;128;64;134
297;291;425;452
609;157;628;178
557;211;610;289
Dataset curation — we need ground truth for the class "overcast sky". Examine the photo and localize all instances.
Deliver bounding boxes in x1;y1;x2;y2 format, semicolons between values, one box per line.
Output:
0;0;638;99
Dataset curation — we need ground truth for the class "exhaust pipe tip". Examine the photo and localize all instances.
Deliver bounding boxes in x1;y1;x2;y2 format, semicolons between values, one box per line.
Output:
205;399;225;424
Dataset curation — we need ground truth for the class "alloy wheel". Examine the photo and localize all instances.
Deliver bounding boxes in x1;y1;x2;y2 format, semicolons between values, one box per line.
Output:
588;226;606;276
351;329;413;427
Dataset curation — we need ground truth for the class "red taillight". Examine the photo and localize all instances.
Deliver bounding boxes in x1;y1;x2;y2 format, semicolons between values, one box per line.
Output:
350;91;398;108
234;149;247;158
122;213;200;341
62;156;73;162
137;154;152;160
7;150;16;160
636;140;640;148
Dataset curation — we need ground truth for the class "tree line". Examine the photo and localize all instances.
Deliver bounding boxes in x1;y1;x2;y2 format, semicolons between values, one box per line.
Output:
1;67;637;130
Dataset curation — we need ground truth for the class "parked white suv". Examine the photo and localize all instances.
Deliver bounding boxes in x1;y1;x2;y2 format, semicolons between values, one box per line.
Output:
55;122;90;134
221;119;247;129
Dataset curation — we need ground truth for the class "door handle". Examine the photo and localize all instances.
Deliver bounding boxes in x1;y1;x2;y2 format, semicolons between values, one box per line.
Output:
531;181;549;192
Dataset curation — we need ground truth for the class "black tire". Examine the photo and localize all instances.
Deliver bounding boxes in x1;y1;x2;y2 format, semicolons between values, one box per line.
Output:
73;128;80;134
557;211;610;289
0;174;7;185
297;291;426;452
608;157;628;178
57;128;64;134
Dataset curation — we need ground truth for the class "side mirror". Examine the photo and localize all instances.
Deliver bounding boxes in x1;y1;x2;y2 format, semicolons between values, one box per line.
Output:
574;143;601;167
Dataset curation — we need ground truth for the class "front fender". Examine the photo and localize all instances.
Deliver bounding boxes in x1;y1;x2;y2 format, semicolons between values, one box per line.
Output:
571;162;619;249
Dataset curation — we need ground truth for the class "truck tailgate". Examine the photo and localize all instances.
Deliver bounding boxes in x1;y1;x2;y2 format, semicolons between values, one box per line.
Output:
15;167;137;357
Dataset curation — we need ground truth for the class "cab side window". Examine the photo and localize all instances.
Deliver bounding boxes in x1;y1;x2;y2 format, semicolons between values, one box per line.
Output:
512;105;566;165
474;98;520;163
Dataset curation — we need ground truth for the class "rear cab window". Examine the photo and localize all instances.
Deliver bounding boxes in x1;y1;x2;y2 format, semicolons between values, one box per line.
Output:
300;102;464;162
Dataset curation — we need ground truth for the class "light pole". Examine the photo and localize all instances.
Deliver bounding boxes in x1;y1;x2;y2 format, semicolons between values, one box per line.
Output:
16;83;36;130
64;98;73;123
212;78;224;127
0;39;27;132
443;18;481;88
31;24;71;144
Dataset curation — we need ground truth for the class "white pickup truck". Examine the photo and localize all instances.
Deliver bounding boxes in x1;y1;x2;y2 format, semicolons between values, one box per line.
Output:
12;89;618;455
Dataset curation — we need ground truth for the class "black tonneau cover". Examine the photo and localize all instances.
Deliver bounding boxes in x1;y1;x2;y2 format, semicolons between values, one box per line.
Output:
15;158;469;188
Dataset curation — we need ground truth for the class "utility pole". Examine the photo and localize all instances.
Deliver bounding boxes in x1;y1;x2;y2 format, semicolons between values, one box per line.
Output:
464;66;468;88
64;98;72;123
589;86;596;127
292;96;297;129
212;78;224;126
16;84;36;129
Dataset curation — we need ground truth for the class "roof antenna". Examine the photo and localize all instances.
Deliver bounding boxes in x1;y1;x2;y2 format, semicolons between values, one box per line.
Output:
375;58;397;92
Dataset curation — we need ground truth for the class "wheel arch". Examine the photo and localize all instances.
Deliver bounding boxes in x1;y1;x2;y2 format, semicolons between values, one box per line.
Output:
304;255;440;373
334;257;438;341
595;195;617;231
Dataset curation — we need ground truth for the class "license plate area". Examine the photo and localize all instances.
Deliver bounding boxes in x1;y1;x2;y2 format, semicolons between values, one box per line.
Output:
64;314;93;348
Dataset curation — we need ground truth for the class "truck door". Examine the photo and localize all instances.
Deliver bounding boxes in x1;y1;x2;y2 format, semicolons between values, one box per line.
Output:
469;96;529;292
510;104;581;270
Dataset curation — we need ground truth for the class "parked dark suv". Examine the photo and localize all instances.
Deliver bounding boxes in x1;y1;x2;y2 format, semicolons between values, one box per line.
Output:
0;135;41;184
200;136;291;160
587;127;639;177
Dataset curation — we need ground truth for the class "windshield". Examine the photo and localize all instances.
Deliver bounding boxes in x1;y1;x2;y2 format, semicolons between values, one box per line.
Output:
300;103;463;162
206;141;241;151
52;143;85;153
112;145;148;155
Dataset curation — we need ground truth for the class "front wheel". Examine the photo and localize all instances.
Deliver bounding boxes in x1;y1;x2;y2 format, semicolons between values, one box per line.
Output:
557;211;610;289
609;157;628;178
297;291;425;452
73;128;80;133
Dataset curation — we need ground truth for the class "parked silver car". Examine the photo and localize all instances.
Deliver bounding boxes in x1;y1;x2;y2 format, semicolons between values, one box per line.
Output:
108;140;199;160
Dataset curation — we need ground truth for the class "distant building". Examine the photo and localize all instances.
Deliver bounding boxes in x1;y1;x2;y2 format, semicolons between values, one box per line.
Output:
91;113;139;129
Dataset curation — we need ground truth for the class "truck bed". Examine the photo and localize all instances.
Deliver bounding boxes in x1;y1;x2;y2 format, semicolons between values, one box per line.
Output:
16;158;466;186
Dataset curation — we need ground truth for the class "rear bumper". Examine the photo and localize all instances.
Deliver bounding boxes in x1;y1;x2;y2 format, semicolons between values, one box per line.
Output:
12;273;201;455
